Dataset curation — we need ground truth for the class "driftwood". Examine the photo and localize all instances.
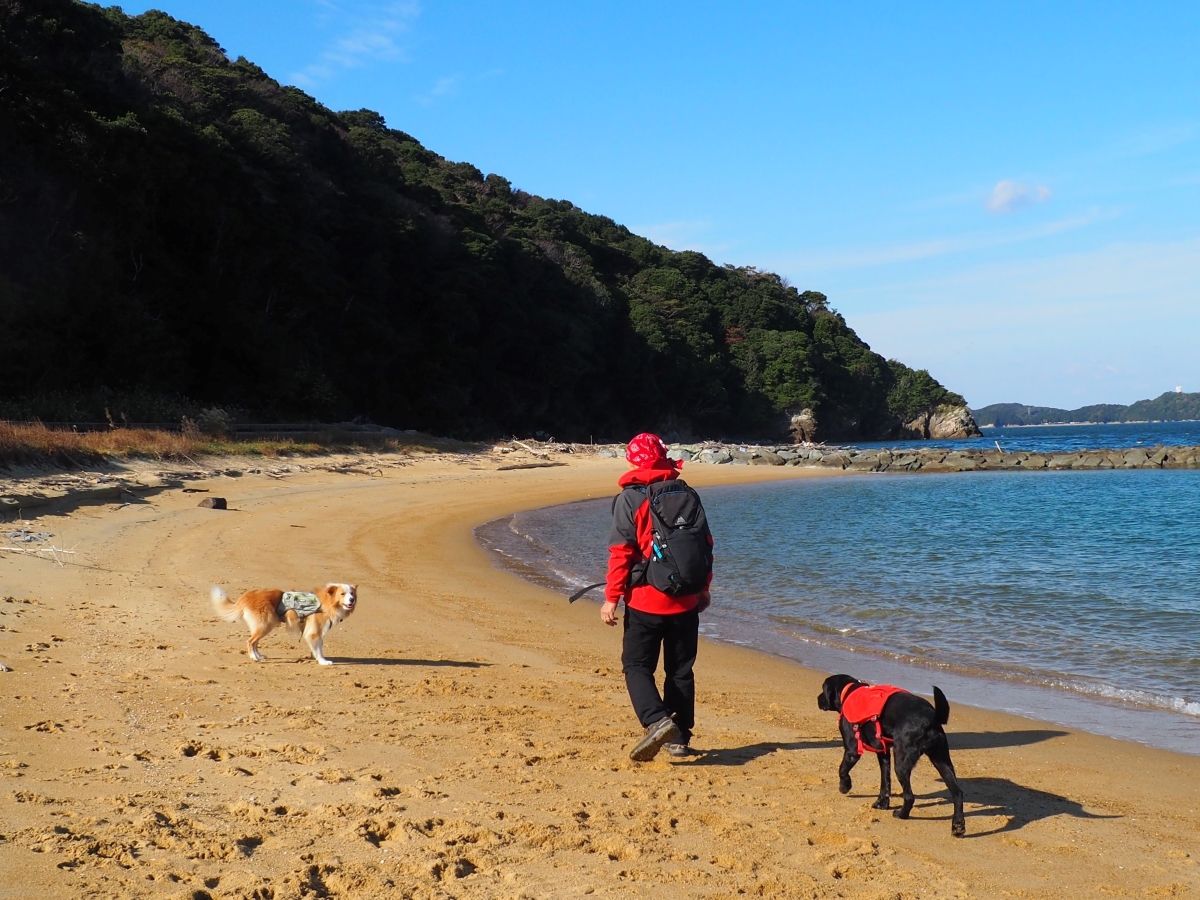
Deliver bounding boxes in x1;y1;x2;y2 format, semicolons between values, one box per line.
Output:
496;461;568;471
510;440;550;458
324;465;383;476
0;543;78;566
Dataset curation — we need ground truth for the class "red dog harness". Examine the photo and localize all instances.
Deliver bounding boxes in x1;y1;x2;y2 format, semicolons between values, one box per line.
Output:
840;683;908;755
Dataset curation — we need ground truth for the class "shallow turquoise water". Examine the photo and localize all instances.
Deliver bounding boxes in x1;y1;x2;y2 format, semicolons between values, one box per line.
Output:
477;468;1200;753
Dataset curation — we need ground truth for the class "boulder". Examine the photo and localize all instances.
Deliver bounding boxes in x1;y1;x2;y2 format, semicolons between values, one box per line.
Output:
943;453;978;471
750;450;785;466
1048;454;1080;469
900;405;982;440
847;458;880;472
788;409;818;442
1122;449;1149;467
916;458;958;472
928;406;983;439
667;448;694;463
1166;449;1200;467
699;448;731;465
819;454;850;468
901;412;929;439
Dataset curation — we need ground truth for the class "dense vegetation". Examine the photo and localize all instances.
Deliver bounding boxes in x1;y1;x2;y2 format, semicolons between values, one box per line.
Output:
0;0;967;441
973;393;1200;427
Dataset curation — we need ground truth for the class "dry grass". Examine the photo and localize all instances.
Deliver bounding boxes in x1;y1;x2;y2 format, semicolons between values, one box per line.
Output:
0;422;479;467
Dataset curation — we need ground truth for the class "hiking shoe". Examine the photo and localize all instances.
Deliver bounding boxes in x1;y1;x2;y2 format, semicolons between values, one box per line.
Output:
663;742;692;758
629;717;682;762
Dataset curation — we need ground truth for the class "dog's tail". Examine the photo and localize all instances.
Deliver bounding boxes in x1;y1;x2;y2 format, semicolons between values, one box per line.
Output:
210;586;242;623
933;686;950;726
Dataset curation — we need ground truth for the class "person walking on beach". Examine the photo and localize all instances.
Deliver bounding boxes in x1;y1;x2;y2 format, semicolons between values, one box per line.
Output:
602;433;713;761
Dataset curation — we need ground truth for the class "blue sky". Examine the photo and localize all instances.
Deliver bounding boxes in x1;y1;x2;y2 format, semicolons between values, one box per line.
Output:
119;1;1200;408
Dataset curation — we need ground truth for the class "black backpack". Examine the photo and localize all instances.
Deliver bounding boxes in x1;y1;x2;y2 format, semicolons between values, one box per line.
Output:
623;479;713;596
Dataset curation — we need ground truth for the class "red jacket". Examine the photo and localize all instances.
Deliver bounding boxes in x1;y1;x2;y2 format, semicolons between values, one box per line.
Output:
605;465;713;615
841;684;907;725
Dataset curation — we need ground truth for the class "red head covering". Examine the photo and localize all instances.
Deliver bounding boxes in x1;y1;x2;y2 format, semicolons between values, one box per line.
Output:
625;433;681;470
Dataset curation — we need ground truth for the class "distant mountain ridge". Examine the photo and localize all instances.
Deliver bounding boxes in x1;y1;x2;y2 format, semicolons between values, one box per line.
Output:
973;392;1200;426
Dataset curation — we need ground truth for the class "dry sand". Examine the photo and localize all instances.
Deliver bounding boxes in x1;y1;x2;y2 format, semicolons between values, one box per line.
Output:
1;454;1198;899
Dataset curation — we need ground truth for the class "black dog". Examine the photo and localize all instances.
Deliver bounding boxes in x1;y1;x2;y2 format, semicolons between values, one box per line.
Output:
817;674;965;837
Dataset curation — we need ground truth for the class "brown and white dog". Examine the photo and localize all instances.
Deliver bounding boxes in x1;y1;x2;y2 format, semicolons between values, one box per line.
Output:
210;583;358;665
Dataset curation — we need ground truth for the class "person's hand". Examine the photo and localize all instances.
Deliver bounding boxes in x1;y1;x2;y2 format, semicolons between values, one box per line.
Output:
695;590;711;614
600;600;619;626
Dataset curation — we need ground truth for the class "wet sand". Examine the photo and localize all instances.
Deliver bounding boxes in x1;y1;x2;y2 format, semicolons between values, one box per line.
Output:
1;454;1198;899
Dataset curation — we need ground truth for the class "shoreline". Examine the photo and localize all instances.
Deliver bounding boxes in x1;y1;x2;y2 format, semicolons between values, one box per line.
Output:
477;479;1200;757
2;455;1199;897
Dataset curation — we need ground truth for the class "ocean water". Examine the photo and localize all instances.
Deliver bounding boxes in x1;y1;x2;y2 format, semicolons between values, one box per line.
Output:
858;419;1200;453
477;467;1200;754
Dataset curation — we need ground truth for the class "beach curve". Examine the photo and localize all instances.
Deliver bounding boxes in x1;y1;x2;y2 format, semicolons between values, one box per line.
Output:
1;455;1198;898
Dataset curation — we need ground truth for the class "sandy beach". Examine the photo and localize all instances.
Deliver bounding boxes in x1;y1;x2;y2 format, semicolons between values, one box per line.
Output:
2;453;1198;899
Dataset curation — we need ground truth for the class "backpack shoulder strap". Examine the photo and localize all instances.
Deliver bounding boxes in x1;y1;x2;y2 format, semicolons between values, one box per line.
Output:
644;479;708;530
611;483;647;515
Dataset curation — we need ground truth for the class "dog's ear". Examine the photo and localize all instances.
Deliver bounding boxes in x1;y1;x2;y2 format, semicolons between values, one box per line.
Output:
816;681;835;715
818;675;855;712
817;676;836;711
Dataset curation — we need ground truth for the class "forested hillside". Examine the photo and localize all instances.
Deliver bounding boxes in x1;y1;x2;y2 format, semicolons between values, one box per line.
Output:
0;0;969;440
973;393;1200;426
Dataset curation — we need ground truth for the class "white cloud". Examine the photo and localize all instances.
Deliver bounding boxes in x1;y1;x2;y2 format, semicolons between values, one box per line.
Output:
987;179;1052;214
290;1;421;87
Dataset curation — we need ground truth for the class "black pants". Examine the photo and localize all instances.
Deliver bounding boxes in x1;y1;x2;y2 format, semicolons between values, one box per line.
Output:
621;606;698;741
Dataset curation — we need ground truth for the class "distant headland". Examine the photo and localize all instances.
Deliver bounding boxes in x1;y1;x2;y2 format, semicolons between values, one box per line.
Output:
972;391;1200;427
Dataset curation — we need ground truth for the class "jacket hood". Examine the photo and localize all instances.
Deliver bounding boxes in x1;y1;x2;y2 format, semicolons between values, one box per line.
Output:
618;463;681;488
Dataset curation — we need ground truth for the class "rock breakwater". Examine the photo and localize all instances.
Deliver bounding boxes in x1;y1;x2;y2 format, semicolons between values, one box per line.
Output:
659;443;1200;472
490;439;1200;472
